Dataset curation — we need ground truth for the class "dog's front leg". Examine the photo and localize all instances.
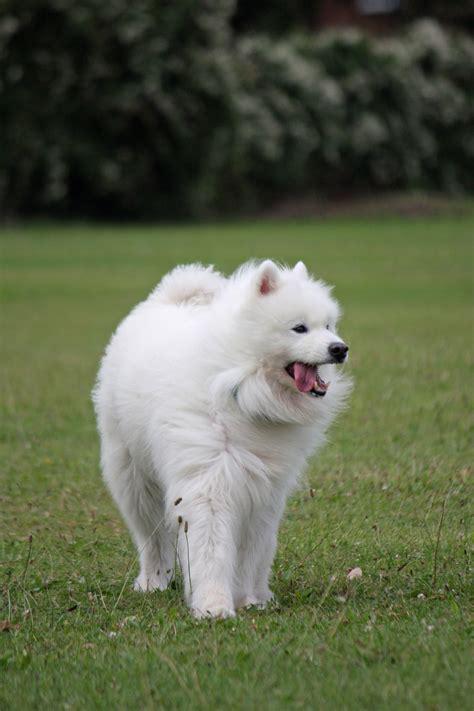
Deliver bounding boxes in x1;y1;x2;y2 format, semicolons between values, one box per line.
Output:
235;508;282;609
175;493;237;619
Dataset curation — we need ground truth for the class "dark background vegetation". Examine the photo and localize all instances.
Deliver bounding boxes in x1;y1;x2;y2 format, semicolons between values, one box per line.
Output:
1;0;473;220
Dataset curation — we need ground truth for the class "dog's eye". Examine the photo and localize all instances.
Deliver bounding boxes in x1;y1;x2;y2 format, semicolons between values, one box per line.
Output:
326;324;330;330
292;324;308;334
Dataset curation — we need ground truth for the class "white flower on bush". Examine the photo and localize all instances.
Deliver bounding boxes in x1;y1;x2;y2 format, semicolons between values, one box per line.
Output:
317;78;344;109
408;19;451;64
352;113;387;153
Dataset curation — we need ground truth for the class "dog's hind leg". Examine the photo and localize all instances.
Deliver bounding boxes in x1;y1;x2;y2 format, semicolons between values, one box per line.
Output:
100;428;174;592
129;477;175;593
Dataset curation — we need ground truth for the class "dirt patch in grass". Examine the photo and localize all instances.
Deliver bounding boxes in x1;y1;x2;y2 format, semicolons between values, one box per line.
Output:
261;191;473;220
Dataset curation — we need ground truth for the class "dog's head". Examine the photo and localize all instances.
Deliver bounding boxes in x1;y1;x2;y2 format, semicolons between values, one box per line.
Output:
217;260;351;424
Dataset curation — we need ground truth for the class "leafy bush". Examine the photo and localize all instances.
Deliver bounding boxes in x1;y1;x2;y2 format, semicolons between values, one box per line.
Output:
0;0;237;218
0;4;472;219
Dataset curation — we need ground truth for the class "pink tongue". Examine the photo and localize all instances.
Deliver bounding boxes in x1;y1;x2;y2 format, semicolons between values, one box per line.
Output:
293;362;316;393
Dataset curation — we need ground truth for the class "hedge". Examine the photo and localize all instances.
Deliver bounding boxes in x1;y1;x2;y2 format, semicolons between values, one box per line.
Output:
1;1;473;219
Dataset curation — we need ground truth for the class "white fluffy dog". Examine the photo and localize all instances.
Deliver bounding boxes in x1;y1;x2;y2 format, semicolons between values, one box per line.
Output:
93;260;350;618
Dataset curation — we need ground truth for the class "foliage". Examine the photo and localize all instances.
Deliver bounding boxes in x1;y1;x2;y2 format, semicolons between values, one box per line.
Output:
0;3;473;218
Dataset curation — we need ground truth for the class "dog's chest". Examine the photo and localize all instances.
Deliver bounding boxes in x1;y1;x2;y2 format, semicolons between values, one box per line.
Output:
226;419;315;481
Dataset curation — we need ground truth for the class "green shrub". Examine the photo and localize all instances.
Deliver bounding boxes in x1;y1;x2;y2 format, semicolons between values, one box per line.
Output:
0;0;237;218
0;3;472;219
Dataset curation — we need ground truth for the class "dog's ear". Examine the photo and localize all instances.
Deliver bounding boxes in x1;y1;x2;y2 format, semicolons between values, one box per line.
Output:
293;261;308;279
256;260;280;295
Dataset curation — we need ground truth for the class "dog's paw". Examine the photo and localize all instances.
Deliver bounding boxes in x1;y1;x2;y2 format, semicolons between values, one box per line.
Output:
133;570;171;593
191;590;235;619
192;604;236;620
236;589;275;610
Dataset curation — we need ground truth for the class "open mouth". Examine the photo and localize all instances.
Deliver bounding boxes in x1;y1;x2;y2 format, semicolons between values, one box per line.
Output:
285;362;329;398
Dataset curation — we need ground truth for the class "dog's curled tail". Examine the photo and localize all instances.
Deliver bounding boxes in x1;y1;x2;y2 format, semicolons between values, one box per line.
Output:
149;263;226;306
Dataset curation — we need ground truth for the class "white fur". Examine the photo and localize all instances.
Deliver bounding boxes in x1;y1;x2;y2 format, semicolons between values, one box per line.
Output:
93;260;351;618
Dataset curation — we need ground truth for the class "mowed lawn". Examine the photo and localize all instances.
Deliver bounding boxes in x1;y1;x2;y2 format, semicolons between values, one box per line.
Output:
1;214;473;710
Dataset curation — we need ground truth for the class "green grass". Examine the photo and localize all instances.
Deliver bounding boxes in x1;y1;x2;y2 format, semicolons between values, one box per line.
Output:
1;214;473;710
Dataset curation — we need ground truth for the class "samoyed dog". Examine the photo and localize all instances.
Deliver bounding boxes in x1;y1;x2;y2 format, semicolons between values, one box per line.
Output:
93;260;350;618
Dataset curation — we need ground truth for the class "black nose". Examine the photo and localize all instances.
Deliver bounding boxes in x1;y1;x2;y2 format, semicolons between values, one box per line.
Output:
328;341;349;362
